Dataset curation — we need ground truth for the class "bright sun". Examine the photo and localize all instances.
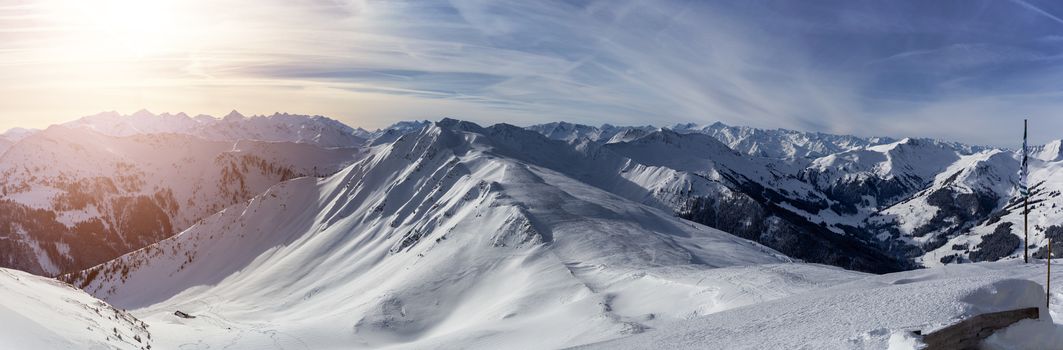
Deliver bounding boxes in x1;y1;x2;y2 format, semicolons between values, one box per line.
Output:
42;0;191;60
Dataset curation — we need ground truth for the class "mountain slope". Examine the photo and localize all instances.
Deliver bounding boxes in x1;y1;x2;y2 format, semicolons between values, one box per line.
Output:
0;268;151;350
916;153;1063;266
600;129;909;273
0;137;10;157
582;261;1057;349
527;121;897;161
0;126;362;275
525;122;656;144
430;122;908;272
673;121;897;160
64;110;366;147
61;121;903;349
1;127;38;142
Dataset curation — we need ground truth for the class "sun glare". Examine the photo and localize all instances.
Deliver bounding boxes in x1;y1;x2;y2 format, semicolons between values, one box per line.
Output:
43;0;191;60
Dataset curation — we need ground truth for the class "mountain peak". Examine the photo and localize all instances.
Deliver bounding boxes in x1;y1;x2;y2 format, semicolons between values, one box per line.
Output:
223;110;245;120
1031;139;1063;162
437;118;485;132
131;109;155;118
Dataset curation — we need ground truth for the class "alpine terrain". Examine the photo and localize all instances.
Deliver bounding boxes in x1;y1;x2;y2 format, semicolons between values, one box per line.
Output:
2;115;1060;349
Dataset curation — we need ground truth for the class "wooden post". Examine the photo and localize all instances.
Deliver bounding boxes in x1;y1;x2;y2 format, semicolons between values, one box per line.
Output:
1049;238;1053;308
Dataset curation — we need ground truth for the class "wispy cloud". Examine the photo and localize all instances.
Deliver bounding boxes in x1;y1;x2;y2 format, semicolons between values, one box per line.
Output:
3;0;1063;145
1008;0;1063;26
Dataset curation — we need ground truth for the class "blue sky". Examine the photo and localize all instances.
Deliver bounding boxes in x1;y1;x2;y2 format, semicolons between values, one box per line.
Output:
3;0;1063;145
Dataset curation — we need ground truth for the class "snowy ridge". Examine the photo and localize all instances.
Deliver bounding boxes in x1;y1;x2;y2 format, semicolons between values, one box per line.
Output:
0;138;10;158
61;120;858;349
672;121;898;160
1031;139;1063;162
30;118;1063;348
8;113;1045;280
63;109;366;147
1;127;38;142
800;138;965;212
527;121;903;160
525;122;656;144
0;125;363;275
916;153;1063;267
366;120;432;146
0;268;151;350
526;119;1058;269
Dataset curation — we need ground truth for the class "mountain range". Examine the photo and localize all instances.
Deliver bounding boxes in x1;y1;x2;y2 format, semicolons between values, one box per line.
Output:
3;112;1055;278
1;111;1059;348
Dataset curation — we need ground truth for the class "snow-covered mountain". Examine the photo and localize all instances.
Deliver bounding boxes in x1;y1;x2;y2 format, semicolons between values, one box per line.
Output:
525;122;657;144
672;121;898;160
0;137;11;157
0;125;364;276
64;109;367;147
1;127;38;142
526;120;1055;269
0;267;151;350
363;120;432;146
896;150;1063;267
528;121;899;160
1031;139;1063;162
56;119;1063;349
67;120;825;348
598;129;907;272
800;138;971;215
8;113;1048;282
0;127;36;156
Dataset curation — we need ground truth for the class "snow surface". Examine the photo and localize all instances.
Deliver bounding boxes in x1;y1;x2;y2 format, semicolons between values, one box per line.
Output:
57;121;1061;349
1;126;38;142
0;268;151;350
0;137;11;157
0;116;1060;348
582;260;1062;350
528;121;898;161
0;124;365;276
70;122;830;349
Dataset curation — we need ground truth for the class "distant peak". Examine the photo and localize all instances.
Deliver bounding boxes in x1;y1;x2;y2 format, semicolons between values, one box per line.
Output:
87;110;122;119
672;122;700;130
223;110;245;120
437;118;484;132
131;109;155;118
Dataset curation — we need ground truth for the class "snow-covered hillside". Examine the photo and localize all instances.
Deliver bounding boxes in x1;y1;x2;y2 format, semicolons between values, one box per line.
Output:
6;117;1050;349
8;114;1045;281
528;121;898;160
1;127;38;142
525;122;656;144
0;127;35;156
599;129;907;272
672;121;897;160
65;120;869;348
0;268;151;350
0;137;10;157
64;110;366;147
582;261;1062;349
527;120;1047;269
915;154;1063;267
0;125;363;275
